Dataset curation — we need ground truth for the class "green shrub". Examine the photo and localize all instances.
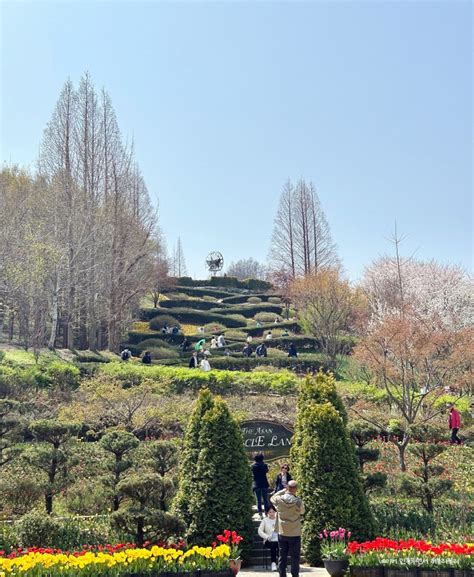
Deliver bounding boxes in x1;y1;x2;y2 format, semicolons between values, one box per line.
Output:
211;304;283;318
170;285;234;298
143;308;246;328
99;363;299;396
268;296;282;304
73;350;109;363
243;320;302;336
148;347;179;360
224;330;247;341
44;362;80;390
0;350;6;363
127;330;161;344
254;312;278;323
247;296;262;304
149;315;181;331
17;511;59;547
160;299;225;311
17;512;117;549
135;339;175;351
65;480;113;515
204;322;226;333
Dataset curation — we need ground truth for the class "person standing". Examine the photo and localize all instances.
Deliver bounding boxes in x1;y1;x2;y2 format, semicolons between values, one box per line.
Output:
200;357;211;372
189;351;199;369
271;480;304;577
243;343;253;357
274;463;292;492
288;343;298;358
448;403;462;444
258;505;279;571
251;453;270;519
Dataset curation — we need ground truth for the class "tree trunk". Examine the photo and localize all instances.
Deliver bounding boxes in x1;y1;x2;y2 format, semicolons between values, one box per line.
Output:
48;281;59;350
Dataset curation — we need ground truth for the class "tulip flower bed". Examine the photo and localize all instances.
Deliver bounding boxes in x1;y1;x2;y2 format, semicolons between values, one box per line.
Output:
0;541;235;576
349;538;474;577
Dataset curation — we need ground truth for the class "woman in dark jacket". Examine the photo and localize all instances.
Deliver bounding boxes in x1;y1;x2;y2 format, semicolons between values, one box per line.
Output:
251;453;269;518
274;463;292;492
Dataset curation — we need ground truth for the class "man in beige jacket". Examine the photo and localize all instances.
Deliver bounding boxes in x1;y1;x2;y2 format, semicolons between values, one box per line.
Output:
271;480;305;577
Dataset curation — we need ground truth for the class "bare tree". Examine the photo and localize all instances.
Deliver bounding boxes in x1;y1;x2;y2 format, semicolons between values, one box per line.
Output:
269;179;339;277
170;237;187;277
1;73;163;352
226;258;267;280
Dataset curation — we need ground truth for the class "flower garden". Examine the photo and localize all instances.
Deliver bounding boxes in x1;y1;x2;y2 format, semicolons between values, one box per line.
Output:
348;538;474;577
0;531;242;576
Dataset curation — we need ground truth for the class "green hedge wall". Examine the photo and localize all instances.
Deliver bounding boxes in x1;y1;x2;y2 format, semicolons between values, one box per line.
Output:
210;303;283;318
174;277;272;291
243;335;356;353
162;286;234;299
160;299;226;311
220;293;282;305
241;321;302;336
127;330;162;344
208;356;325;373
145;308;245;328
99;363;298;395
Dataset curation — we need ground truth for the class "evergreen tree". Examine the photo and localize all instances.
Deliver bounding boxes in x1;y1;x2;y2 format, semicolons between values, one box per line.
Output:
100;430;140;511
174;390;253;558
291;374;373;564
173;389;215;525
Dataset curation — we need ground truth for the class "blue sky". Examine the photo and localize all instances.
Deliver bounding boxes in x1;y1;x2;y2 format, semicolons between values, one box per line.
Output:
1;0;472;279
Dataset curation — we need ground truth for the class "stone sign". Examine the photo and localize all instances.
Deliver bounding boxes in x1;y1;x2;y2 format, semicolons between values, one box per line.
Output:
240;420;293;462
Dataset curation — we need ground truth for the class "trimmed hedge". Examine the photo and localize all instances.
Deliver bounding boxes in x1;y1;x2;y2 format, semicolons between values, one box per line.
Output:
220;293;281;305
210;304;283;318
241;321;302;336
173;277;272;291
208;356;325;373
162;286;234;299
228;335;356;354
141;308;245;328
99;363;298;395
160;299;226;311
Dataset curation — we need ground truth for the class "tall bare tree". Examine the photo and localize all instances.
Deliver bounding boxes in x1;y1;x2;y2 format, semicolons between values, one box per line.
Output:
269;179;339;277
170;237;187;277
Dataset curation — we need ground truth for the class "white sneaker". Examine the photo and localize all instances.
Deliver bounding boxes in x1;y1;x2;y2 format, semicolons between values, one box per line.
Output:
271;562;277;571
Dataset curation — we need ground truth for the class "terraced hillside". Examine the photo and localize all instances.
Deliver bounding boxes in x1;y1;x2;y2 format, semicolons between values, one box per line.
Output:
122;281;355;372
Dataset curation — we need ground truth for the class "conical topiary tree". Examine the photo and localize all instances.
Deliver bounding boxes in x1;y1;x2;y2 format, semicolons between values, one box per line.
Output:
174;390;254;559
173;389;215;526
291;373;374;564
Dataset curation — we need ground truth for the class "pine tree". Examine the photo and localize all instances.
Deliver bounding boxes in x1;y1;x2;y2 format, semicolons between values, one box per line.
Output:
291;373;373;564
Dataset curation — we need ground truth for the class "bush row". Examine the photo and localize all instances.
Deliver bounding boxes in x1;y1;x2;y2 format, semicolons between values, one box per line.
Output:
99;363;299;395
254;335;356;353
143;308;247;328
163;286;234;299
207;356;326;373
220;293;282;305
240;320;302;336
175;276;272;291
160;299;226;311
209;303;283;318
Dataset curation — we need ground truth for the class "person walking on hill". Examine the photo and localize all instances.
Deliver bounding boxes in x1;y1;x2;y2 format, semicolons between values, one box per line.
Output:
271;480;304;577
189;351;199;369
200;356;211;372
251;453;270;519
243;343;253;357
288;343;298;358
448;403;462;444
258;505;279;571
217;334;226;348
256;343;267;358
